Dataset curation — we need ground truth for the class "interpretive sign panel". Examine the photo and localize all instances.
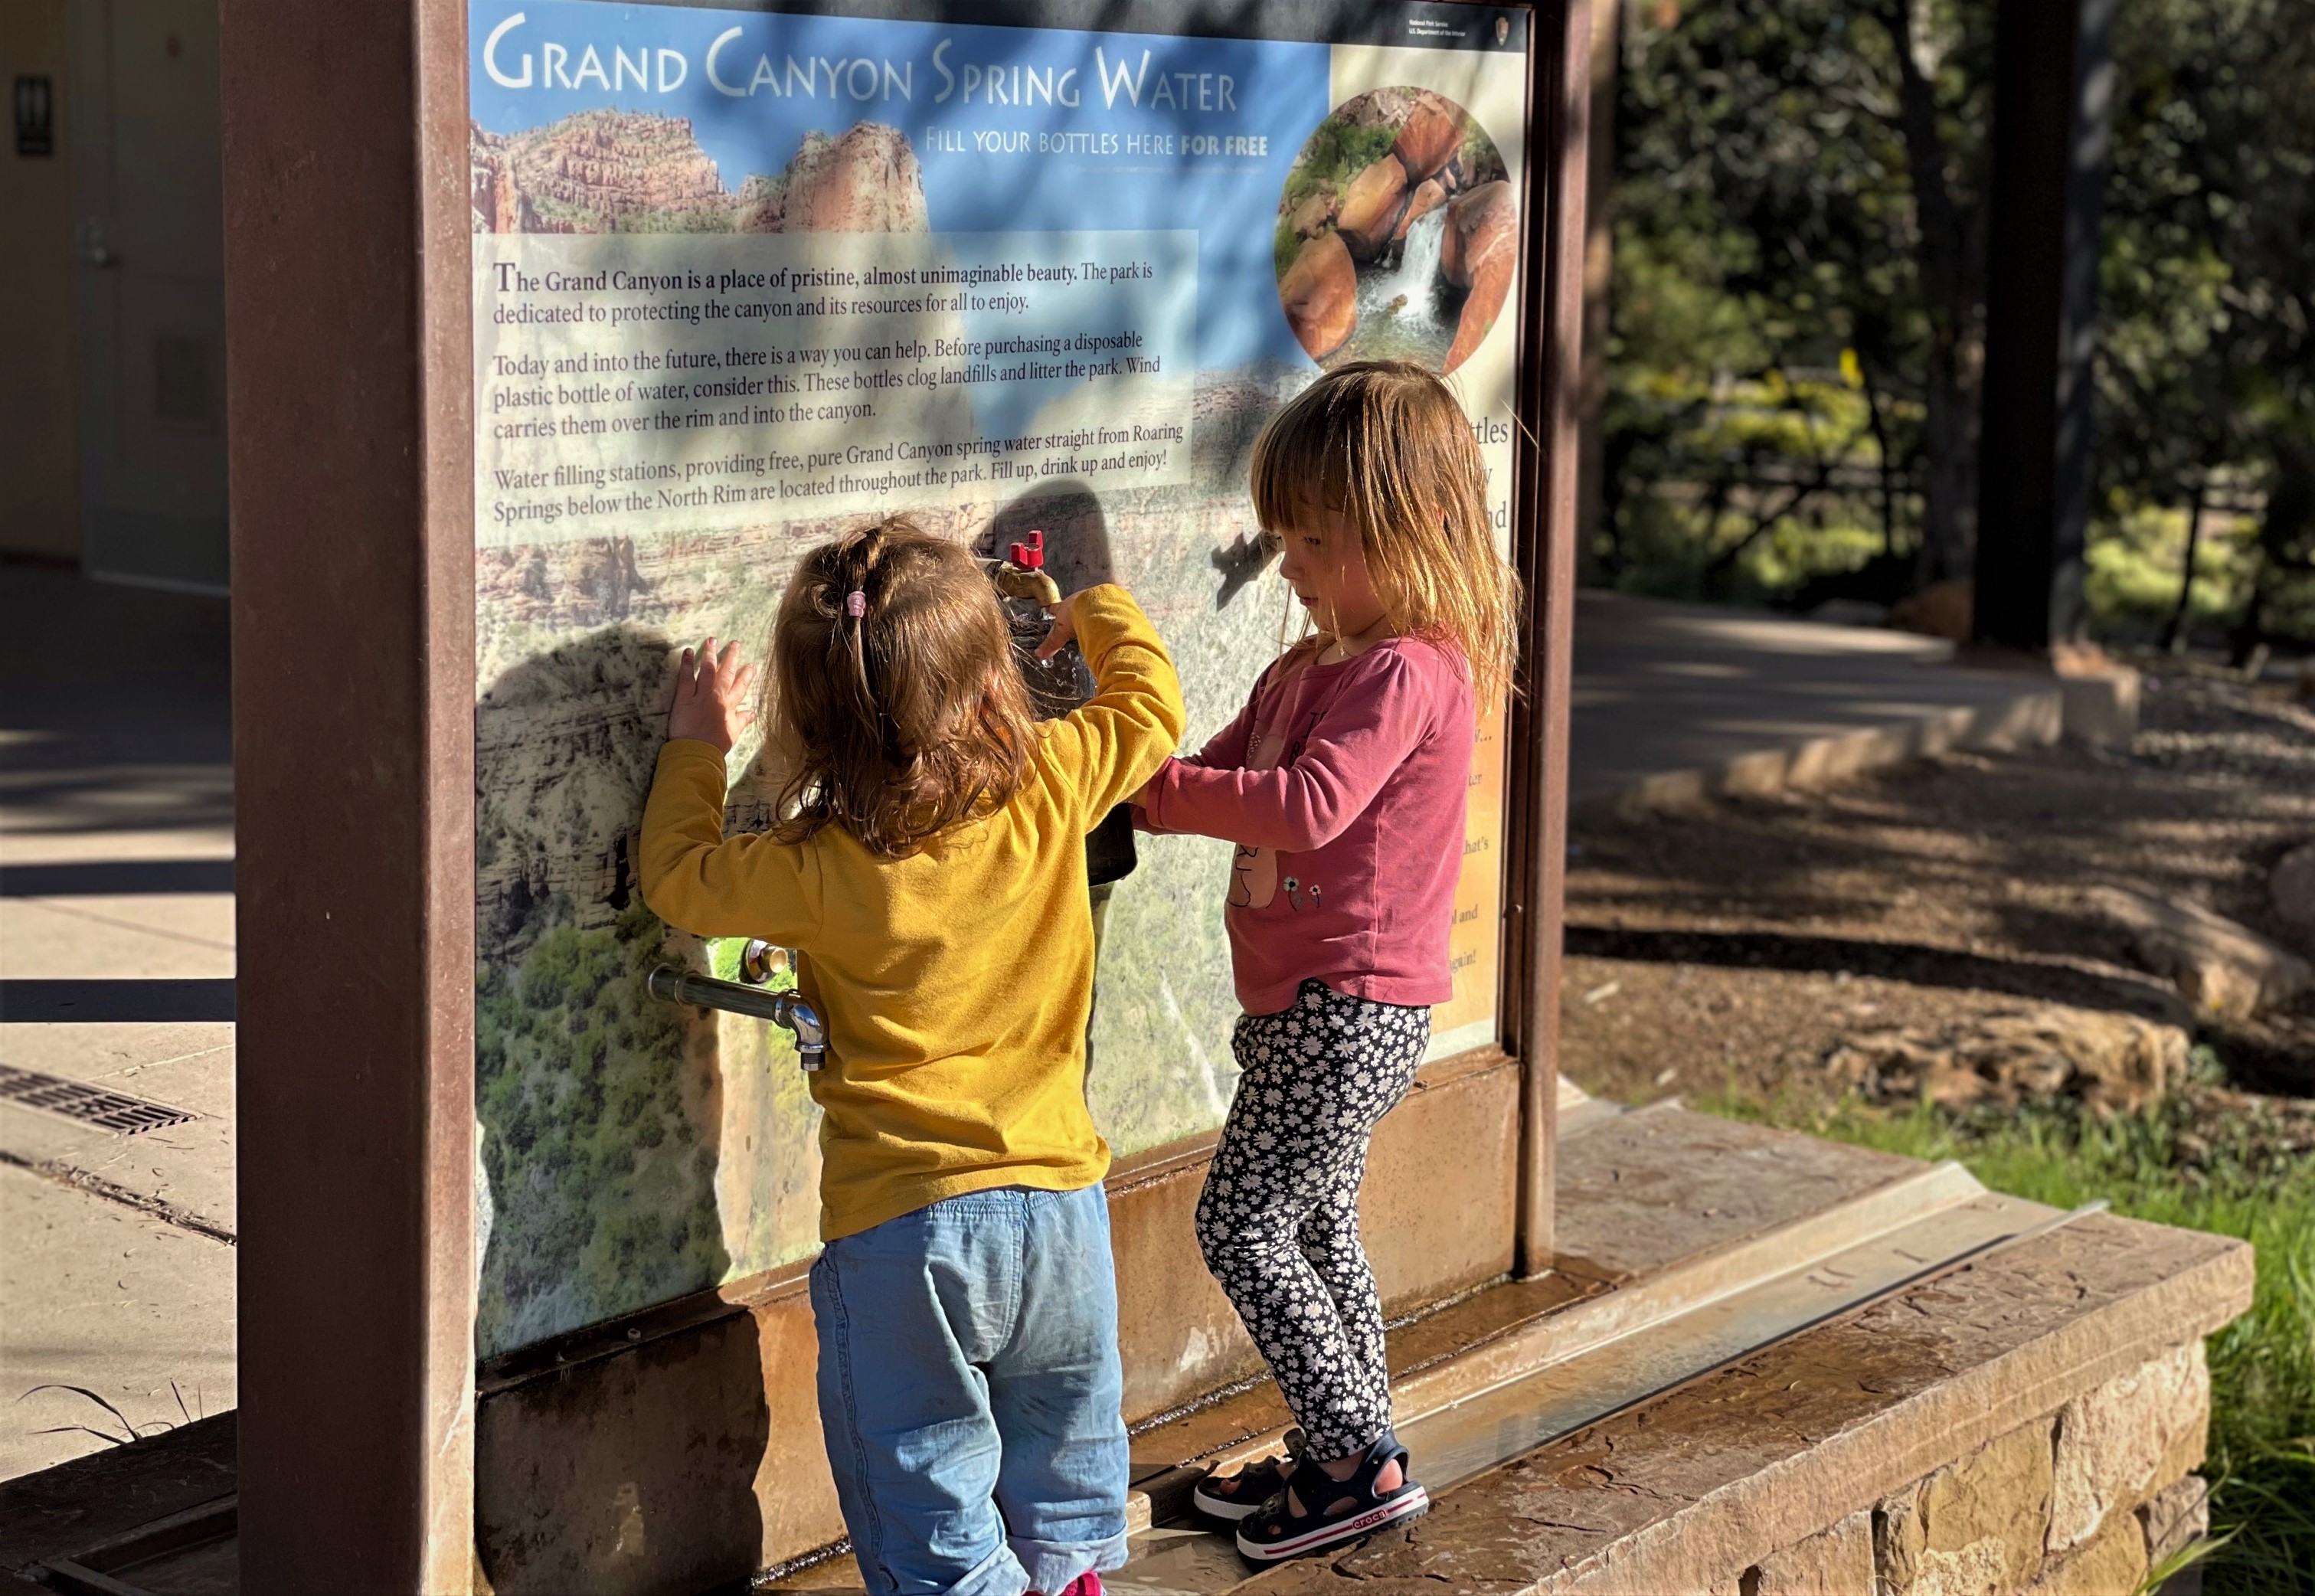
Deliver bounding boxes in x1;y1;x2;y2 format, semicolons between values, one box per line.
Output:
476;229;1198;539
469;0;1536;1356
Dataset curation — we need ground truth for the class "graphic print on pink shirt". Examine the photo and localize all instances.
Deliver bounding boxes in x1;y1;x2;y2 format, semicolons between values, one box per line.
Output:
1140;636;1473;1015
1228;711;1320;910
1227;729;1283;908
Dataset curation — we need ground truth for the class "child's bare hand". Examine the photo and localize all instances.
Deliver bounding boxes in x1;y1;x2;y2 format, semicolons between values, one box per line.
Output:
1034;594;1077;661
669;636;758;753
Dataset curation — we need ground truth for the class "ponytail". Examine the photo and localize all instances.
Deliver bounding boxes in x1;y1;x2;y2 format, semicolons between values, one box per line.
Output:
763;518;1038;858
829;524;891;769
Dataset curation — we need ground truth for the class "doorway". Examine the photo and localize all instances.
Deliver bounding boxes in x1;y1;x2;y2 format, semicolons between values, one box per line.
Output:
70;0;227;593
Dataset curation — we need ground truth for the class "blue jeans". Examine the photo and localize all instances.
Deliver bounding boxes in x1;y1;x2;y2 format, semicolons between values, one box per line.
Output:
810;1184;1130;1596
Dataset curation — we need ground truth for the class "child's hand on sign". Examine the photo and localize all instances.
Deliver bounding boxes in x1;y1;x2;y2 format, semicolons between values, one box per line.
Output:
669;636;758;753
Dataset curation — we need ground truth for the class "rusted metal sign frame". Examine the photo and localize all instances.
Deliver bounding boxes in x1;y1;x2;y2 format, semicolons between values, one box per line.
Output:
1504;0;1590;1280
223;0;478;1585
220;0;1587;1579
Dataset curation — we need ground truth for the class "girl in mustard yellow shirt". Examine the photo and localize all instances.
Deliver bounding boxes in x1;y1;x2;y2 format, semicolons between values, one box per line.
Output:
640;518;1183;1596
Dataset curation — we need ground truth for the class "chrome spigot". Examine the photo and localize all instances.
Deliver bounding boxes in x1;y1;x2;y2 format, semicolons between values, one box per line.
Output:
646;965;828;1071
737;939;788;986
778;992;827;1071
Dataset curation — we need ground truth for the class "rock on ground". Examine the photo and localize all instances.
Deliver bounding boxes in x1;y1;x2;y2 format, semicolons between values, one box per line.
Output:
2086;884;2312;1018
1827;1006;2189;1115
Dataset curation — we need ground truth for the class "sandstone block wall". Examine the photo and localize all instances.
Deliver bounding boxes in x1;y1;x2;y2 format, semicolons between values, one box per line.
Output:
1742;1344;2212;1596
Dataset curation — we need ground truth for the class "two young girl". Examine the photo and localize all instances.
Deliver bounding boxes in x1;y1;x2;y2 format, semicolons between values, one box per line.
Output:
639;361;1517;1592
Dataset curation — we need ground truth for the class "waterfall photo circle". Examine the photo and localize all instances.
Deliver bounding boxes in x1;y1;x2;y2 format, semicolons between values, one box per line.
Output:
1273;89;1514;374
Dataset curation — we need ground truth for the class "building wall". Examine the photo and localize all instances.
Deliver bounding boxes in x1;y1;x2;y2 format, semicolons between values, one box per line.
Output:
1;0;80;562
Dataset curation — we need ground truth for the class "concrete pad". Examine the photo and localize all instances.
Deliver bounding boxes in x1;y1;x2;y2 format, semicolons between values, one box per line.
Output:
0;1023;236;1112
0;764;235;838
1570;593;2063;812
0;1172;236;1482
0;828;235;867
3;890;236;958
0;1102;235;1235
0;897;235;981
0;1022;235;1229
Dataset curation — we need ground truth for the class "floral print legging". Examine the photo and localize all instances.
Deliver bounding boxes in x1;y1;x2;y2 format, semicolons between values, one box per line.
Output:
1194;980;1431;1460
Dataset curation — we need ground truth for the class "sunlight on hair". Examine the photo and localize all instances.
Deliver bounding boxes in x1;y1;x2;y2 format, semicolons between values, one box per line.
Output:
1250;361;1523;704
760;517;1038;859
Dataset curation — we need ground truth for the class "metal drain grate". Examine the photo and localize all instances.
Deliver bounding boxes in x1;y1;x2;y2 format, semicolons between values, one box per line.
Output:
0;1065;199;1135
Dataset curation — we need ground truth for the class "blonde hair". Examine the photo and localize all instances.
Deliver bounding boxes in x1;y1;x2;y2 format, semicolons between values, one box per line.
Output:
762;518;1038;859
1249;361;1522;702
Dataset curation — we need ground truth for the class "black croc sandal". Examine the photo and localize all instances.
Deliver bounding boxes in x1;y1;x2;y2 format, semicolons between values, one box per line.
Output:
1192;1428;1306;1522
1234;1430;1428;1562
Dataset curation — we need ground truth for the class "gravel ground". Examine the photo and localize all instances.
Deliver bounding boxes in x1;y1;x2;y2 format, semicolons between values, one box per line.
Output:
1558;653;2315;1112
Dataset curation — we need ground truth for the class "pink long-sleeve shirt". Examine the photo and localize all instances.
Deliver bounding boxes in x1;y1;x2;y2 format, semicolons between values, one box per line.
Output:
1140;636;1476;1015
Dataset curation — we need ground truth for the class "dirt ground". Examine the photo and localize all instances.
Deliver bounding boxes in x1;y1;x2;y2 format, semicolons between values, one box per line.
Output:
1558;653;2315;1116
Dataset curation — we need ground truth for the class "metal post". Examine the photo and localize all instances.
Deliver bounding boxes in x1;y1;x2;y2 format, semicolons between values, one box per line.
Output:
223;0;476;1586
1510;0;1592;1280
1973;0;2117;649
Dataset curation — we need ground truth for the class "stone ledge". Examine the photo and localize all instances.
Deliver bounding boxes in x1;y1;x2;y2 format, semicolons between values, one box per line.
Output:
2049;1341;2208;1556
1128;1107;1976;1495
1234;1213;2250;1595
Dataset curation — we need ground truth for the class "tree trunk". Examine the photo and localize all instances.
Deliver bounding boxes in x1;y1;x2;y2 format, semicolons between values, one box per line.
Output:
1884;0;1986;588
1915;341;1982;586
2160;473;2209;653
1858;352;1901;558
1574;0;1621;585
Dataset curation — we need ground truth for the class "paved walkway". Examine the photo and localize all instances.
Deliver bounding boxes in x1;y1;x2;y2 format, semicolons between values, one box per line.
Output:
1568;592;2058;809
0;575;2064;1484
0;567;236;1480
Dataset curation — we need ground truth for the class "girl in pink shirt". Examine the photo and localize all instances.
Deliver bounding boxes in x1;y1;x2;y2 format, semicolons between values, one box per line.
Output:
1137;361;1520;1562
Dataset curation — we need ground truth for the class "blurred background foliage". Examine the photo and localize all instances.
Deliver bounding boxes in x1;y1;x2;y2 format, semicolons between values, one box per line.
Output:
1599;0;2315;651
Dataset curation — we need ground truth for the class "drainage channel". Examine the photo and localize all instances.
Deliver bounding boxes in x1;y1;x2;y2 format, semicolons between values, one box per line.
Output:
0;1064;200;1134
1109;1190;2096;1595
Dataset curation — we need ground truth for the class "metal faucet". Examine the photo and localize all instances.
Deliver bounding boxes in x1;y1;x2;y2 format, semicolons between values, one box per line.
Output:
647;940;827;1071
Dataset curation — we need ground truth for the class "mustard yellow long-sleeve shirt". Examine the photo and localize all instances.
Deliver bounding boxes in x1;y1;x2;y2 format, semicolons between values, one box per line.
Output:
639;584;1185;1241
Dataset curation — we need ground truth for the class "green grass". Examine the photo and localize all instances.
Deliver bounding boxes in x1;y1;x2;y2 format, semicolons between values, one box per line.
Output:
1704;1087;2315;1595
